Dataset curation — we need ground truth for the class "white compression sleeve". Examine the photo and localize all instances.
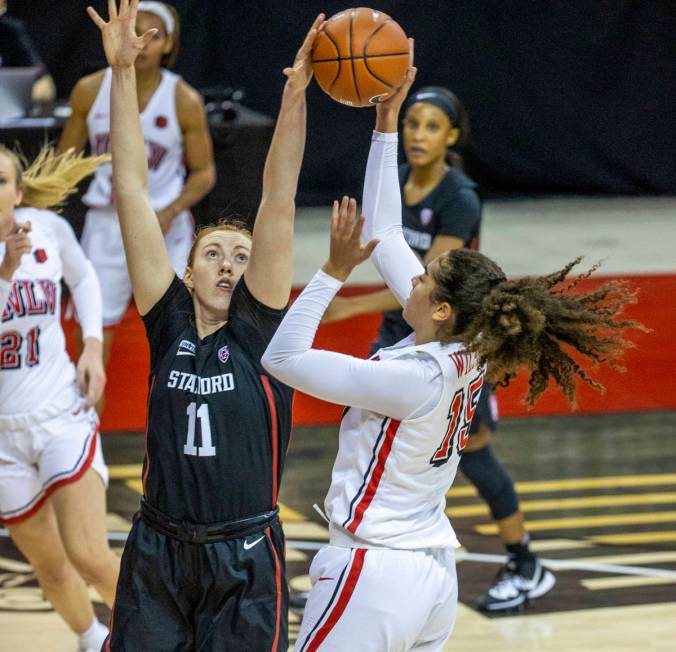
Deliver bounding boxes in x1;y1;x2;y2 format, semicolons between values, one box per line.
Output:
262;270;442;421
362;131;424;307
52;215;103;342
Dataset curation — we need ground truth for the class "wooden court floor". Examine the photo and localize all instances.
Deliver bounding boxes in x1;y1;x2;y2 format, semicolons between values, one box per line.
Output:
1;411;675;650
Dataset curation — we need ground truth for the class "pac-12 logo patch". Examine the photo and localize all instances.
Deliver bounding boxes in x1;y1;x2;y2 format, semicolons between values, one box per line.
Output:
33;248;48;263
177;339;196;356
420;208;434;226
218;345;230;363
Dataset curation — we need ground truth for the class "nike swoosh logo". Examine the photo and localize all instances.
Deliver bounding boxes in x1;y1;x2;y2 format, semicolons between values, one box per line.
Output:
243;535;265;550
176;351;196;356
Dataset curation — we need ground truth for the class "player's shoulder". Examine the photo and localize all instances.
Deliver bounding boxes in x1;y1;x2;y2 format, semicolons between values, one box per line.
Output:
441;166;478;194
15;206;59;225
175;78;204;109
70;69;107;111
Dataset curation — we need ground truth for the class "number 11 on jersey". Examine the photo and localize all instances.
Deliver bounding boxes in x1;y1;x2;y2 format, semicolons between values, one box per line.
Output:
183;402;216;457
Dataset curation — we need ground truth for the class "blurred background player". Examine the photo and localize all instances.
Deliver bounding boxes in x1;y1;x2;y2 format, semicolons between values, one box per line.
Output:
0;145;118;652
322;86;554;612
0;0;56;102
57;0;215;413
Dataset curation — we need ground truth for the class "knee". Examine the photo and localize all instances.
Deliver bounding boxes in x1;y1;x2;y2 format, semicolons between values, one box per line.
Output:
33;557;76;591
459;445;519;520
66;541;115;585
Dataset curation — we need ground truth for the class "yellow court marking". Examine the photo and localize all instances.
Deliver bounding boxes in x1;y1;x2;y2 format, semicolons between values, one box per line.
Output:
447;492;676;517
108;464;143;480
447;473;676;497
476;511;676;534
581;576;676;590
528;538;596;552
590;531;676;545
279;503;306;522
125;479;143;494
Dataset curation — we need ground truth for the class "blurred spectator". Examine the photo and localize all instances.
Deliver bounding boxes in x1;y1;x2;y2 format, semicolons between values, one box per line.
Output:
0;0;56;102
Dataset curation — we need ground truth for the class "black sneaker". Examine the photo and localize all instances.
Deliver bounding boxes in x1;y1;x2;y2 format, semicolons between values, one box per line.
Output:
476;557;555;613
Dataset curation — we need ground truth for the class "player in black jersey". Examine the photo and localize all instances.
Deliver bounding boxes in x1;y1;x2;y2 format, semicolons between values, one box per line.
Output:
87;2;325;649
323;87;555;613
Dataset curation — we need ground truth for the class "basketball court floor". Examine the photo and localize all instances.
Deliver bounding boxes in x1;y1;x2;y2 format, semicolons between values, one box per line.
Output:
1;196;675;650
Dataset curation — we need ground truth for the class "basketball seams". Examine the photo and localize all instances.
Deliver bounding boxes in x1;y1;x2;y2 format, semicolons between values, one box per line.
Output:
348;10;363;105
311;52;410;64
311;8;408;107
320;27;343;93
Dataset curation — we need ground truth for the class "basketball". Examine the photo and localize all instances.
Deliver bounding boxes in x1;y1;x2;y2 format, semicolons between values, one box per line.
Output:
311;8;409;108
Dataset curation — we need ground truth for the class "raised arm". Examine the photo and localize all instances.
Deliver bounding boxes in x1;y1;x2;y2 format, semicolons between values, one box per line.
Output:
263;197;441;420
361;45;422;308
243;15;324;310
87;0;174;315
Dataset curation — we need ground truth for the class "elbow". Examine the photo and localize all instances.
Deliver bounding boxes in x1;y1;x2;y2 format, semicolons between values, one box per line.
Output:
261;349;279;376
205;165;217;193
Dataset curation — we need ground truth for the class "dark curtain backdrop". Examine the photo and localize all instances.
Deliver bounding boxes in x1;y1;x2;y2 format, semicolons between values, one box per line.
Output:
8;0;676;202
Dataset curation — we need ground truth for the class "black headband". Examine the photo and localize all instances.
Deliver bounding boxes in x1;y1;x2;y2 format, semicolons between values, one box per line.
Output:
405;89;458;124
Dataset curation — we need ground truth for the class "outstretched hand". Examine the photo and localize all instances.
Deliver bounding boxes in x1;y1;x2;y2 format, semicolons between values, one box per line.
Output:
283;14;326;92
375;38;417;131
322;196;379;282
87;0;157;68
0;221;32;281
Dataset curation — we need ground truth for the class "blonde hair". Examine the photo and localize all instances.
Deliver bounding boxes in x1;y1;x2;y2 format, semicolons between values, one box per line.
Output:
0;145;110;211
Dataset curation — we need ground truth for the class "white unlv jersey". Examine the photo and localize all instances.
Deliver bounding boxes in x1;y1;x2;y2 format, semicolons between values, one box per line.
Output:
83;67;185;210
0;209;76;415
326;337;486;550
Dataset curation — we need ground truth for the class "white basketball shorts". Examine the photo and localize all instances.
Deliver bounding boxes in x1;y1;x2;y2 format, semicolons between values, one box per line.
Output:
296;545;458;652
0;388;108;525
80;206;194;326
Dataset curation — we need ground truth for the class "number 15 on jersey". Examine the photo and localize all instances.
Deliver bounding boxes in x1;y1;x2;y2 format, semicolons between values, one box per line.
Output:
430;373;484;467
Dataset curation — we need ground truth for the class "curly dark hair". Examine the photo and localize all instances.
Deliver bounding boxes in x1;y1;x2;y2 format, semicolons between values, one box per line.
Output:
430;249;645;406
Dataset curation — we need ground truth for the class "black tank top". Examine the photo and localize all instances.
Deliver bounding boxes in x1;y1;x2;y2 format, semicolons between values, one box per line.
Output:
141;275;292;523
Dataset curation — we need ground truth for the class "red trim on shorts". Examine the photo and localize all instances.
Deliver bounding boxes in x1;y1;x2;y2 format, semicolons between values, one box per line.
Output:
141;375;156;495
104;596;116;652
260;375;279;507
346;419;401;534
306;549;367;651
265;526;282;651
1;426;100;526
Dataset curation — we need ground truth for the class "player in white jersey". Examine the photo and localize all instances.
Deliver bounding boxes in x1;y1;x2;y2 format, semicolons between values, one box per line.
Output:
263;54;641;651
0;145;121;651
58;1;215;409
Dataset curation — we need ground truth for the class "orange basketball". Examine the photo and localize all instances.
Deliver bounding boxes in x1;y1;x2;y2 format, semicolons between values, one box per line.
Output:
311;8;409;108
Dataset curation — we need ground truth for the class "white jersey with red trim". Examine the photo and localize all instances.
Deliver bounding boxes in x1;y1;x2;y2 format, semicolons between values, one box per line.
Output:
0;209;79;414
325;337;485;550
83;67;185;210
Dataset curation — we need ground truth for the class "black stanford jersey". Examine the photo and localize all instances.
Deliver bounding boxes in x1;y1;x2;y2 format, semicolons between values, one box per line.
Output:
141;275;292;523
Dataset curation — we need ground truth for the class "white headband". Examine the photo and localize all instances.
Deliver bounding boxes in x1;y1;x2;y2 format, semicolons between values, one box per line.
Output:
137;1;175;35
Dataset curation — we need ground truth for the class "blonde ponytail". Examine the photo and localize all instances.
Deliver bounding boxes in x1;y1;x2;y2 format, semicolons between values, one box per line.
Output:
9;145;110;211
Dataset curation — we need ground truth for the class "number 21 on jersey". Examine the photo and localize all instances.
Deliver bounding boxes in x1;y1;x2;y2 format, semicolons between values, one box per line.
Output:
430;373;484;467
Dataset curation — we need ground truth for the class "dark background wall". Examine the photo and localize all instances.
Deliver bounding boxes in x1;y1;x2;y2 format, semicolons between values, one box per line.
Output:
8;0;676;202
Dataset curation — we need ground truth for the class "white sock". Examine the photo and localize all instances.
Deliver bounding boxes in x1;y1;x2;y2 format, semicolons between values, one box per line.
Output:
78;617;109;650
